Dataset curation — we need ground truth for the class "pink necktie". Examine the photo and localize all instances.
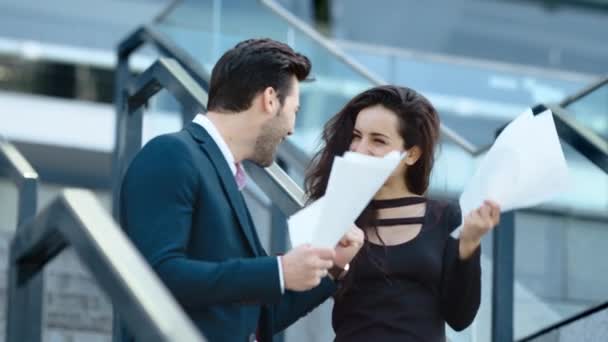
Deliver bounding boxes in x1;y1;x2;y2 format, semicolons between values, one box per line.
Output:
235;162;247;190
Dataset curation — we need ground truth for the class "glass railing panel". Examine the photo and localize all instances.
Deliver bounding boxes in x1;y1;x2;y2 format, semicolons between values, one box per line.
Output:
562;81;608;141
512;139;608;339
524;304;608;342
430;132;607;341
430;132;607;218
339;42;593;149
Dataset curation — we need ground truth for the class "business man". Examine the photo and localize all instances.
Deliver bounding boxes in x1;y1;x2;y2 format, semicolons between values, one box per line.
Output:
119;38;364;341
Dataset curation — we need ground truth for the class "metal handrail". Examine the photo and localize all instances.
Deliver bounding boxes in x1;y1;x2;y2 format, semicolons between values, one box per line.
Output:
242;161;306;217
153;0;182;24
518;300;608;341
560;76;608;107
7;188;205;342
0;140;38;227
1;140;43;342
128;58;208;117
117;25;211;90
550;105;608;171
458;86;608;166
259;0;385;86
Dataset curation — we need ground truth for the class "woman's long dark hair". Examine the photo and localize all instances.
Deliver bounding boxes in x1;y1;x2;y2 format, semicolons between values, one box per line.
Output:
306;85;440;203
304;85;440;296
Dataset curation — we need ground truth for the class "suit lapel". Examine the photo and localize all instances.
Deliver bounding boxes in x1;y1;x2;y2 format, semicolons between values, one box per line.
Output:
185;122;260;256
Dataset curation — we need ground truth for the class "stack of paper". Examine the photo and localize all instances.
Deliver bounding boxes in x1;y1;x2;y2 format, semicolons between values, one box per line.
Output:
289;151;405;248
452;108;569;238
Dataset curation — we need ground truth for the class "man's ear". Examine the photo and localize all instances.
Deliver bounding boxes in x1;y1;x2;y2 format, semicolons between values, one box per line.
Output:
405;146;422;166
261;86;279;116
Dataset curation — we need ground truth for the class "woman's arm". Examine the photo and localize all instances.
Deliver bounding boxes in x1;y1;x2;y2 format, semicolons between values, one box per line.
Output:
439;204;482;331
439;200;500;330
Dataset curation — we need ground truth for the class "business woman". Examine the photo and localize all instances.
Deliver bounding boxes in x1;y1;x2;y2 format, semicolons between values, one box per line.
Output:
305;85;500;341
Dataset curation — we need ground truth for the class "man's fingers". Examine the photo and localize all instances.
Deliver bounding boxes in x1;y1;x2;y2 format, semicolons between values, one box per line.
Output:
318;259;333;270
316;268;328;278
313;248;336;260
479;204;492;219
469;209;481;222
310;257;332;270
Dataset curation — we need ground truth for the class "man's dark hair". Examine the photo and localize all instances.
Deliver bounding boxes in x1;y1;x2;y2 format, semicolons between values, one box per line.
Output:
207;38;311;113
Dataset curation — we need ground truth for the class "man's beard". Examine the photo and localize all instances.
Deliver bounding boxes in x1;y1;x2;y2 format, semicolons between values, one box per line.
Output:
251;109;285;167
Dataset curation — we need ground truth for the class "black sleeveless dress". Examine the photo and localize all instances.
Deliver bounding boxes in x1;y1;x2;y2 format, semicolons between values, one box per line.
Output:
332;198;481;342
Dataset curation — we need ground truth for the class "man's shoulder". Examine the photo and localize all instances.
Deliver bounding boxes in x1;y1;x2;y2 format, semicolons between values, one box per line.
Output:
143;129;195;153
136;129;209;165
126;129;206;174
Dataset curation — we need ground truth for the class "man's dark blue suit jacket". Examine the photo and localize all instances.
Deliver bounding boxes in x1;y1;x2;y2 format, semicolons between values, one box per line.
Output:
119;122;336;341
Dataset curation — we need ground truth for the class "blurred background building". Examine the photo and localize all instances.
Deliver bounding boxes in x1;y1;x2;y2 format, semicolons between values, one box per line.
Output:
0;0;606;341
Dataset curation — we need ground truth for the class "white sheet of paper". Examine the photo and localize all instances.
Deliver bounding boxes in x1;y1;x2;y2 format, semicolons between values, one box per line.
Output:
287;196;325;248
289;151;404;248
453;109;569;238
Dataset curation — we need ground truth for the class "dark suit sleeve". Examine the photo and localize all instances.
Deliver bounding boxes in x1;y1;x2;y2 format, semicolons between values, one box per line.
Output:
439;203;482;331
270;277;337;333
120;135;282;308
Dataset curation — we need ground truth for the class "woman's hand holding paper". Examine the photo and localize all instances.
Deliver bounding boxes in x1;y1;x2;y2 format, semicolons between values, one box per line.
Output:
459;200;501;259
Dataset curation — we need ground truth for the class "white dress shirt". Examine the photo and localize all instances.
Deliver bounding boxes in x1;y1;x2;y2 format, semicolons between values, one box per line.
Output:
192;114;285;294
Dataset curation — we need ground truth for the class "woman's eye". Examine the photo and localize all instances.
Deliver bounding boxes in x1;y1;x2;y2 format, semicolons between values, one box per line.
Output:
374;139;386;145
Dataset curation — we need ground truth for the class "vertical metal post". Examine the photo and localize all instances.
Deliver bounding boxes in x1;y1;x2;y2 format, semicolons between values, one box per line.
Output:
270;205;287;342
16;178;37;228
112;53;146;342
6;249;44;342
270;206;288;254
491;211;515;342
6;170;42;342
112;54;131;220
112;72;144;219
270;159;290;255
268;159;289;342
111;53;134;342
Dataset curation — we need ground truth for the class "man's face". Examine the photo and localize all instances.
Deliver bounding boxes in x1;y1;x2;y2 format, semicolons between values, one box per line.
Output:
251;77;299;167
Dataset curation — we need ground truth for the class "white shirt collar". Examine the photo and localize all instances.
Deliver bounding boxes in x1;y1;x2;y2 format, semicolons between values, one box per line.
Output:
192;113;237;176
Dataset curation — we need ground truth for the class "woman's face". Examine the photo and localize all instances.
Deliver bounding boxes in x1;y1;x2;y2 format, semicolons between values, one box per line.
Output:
349;104;405;157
